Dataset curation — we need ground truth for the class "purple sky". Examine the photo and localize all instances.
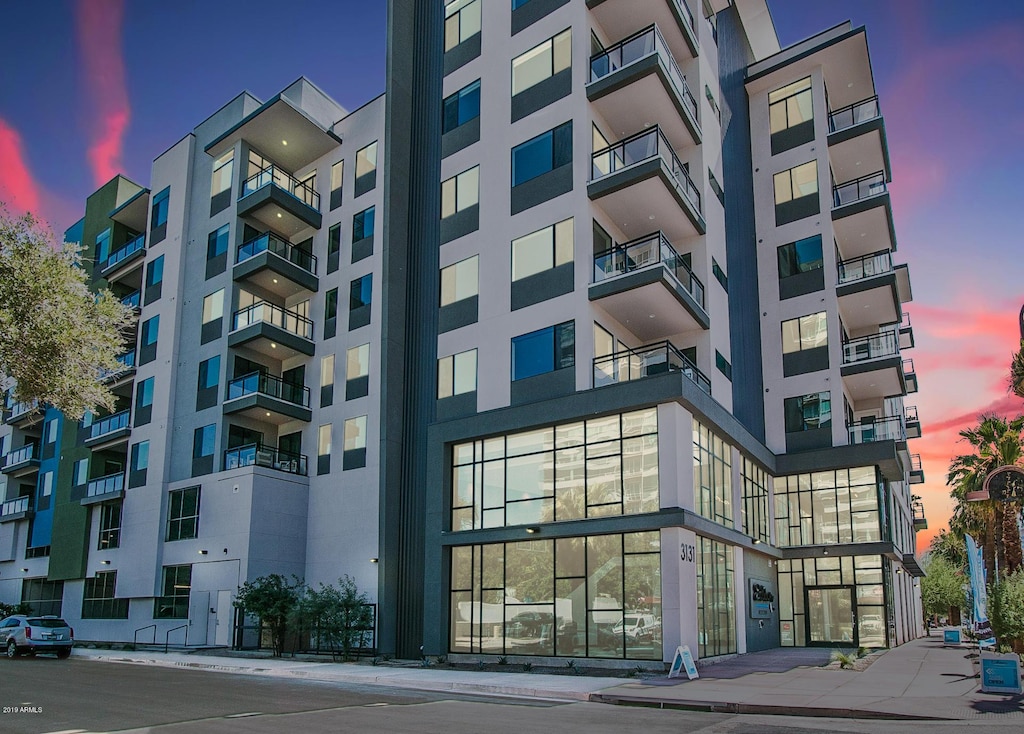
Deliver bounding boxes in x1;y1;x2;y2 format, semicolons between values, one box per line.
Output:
1;0;1022;551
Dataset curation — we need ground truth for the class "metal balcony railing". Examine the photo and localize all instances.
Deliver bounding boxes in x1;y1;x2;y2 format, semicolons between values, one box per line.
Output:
237;232;318;275
833;171;887;208
905;405;919;423
1;496;30;517
6;398;39;421
223;443;308;476
674;0;695;30
121;290;141;309
100;352;136;382
592;126;702;216
594;340;711;395
837;249;892;284
2;443;37;468
848;415;906;445
105;233;145;270
227;371;310;408
589;25;698;123
241;165;320;211
903;358;916;375
89;409;130;440
828;96;880;133
593;231;705;308
842;331;899;365
231;301;314;340
87;472;125;498
912;500;926;523
910;454;922;472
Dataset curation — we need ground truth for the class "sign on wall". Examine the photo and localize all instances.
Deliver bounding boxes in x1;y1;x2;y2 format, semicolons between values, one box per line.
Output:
749;578;775;619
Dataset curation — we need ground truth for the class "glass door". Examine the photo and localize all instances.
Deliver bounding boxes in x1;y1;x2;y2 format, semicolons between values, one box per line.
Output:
806;586;856;645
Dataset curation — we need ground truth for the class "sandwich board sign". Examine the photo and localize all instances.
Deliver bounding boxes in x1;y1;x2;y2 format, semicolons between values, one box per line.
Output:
943;628;961;645
980;650;1022;694
668;645;699;680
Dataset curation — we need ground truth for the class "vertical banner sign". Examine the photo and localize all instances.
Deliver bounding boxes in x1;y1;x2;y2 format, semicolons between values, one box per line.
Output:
965;534;996;646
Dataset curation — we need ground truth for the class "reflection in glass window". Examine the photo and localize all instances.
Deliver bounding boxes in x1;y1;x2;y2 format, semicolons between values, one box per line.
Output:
511;321;574;380
202;290;224;324
697;537;735;657
443;80;481;134
440;255;479;306
693;419;733;528
777;235;823;278
742;458;771;543
353;206;375;240
346;344;370;381
773;161;818;204
512;29;571;96
511;218;573;281
512;122;572;186
768;77;813;134
444;0;481;52
781;312;827;354
344;416;367;452
774;466;879;547
441;166;479;218
210;150;234;197
438;349;477;399
355;142;378;180
783;392;831;433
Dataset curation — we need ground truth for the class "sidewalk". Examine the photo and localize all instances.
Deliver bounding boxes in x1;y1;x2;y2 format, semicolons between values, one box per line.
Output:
73;633;1023;721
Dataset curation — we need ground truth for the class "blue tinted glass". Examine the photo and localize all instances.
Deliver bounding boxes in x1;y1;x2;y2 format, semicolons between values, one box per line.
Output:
512;131;553;186
794;235;823;271
132;441;150;471
194;425;216;458
139;378;154;407
326;288;339;319
208;225;229;259
363;207;375;237
96;229;111;262
199;356;220;389
350;275;372;309
147;255;164;286
458;81;481;126
354;206;375;240
152;188;170;227
143;315;159;345
512;0;531;8
512;327;554;380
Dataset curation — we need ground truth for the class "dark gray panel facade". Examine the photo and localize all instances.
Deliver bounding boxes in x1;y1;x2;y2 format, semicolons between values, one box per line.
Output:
509;367;575;406
348;305;371;331
324;316;337;340
441;116;480;159
209;190;231;217
343;448;367;470
200;318;222;345
327;249;340;274
443;32;481;76
436;391;477;422
196;385;218;412
439;295;478;333
779;268;825;300
352;236;374;263
511;262;574;311
775;194;820;226
770;120;815;156
346;375;370;400
785;426;833;453
782;346;829;377
144;281;162;306
511;68;571;123
320;384;334;408
355;171;377;198
206;252;228;280
139;341;157;366
510;164;572;215
440;204;479;244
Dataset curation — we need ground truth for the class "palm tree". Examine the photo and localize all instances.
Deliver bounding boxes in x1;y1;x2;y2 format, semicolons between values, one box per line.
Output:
1011;339;1024;400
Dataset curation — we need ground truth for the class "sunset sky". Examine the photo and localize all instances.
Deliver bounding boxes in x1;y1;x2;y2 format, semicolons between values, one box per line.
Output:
1;1;1021;553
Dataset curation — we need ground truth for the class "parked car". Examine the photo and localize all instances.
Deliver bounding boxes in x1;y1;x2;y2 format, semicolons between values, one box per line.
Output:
0;615;74;658
860;614;883;633
612;613;660;642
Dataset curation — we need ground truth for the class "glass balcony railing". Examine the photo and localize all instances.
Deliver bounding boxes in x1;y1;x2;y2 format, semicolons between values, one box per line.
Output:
104;233;145;270
241;165;320;211
100;352;136;381
237;232;318;275
833;171;887;208
593;340;711;395
593;231;705;309
828;96;880;134
589;25;698;123
905;405;919;423
842;331;899;365
674;0;695;30
231;301;314;340
2;443;37;468
903;358;916;376
6;398;39;421
89;409;130;440
223;443;308;476
592;126;702;216
912;500;926;523
121;290;141;309
86;472;124;498
848;415;906;444
227;371;310;408
910;454;922;472
1;496;30;517
837;250;893;284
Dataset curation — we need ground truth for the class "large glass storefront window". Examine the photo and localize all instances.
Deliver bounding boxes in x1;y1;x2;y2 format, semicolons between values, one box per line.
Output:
773;466;881;546
451;409;658;530
693;420;733;528
450;531;661;659
741;457;770;543
696;537;735;657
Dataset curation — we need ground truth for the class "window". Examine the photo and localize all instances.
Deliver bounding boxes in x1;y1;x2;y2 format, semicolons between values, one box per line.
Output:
141;315;159;346
705;84;721;123
441;166;479;219
318;424;332;457
512;29;571;96
438;349;477;398
693;419;733;527
697;537;736;658
193;425;216;460
346;344;369;381
781;312;827;354
82;571;128;619
443;80;481;135
512;122;572;186
353;206;375;241
99;500;122;550
326;288;339;321
211;151;233;197
742;458;770;543
444;0;480;51
202;290;224;324
330;160;344;209
167;487;200;542
40;472;53;497
344;416;367;452
20;578;63;617
350;275;372;310
777;235;823;278
773;161;818;205
73;458;89;486
328;224;341;259
774;466;880;547
198;356;220;390
46;417;59;443
136;377;154;413
155;565;191;619
151;187;169;231
769;77;812;134
131;440;150;472
511;320;574;380
355;142;377;180
712;258;727;291
784;392;832;433
440;256;479;306
146;255;164;287
207;224;229;260
512;218;573;281
96;228;111;263
716;350;732;380
321;354;335;388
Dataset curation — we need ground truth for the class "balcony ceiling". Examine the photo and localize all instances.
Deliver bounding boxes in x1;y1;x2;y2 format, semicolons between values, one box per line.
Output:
240;199;316;240
591;275;706;341
829;127;887;187
589;0;697;64
591;173;701;243
837;282;899;333
206;97;341;173
107;188;150;233
842;362;903;402
833;205;894;259
590;72;698;152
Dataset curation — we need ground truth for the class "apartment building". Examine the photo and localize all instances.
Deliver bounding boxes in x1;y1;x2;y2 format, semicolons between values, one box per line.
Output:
0;0;926;663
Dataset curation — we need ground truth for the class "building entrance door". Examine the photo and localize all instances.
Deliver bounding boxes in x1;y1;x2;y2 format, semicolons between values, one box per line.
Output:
805;586;856;646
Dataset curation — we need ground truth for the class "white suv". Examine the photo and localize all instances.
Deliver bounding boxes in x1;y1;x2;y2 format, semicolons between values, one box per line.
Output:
612;613;660;641
0;615;74;658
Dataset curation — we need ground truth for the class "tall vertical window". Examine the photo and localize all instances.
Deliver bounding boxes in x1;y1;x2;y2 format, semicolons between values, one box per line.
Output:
202;290;224;324
330;160;344;210
768;77;813;134
98;500;122;550
438;349;477;399
210;151;234;198
167;487;200;542
441;166;479;219
346;344;369;382
511;218;573;281
784;392;832;433
355;142;377;182
781;312;827;354
141;315;159;346
155;565;191;619
693;419;733;527
96;228;111;264
350;275;372;311
318;424;332;458
344;416;367;453
40;471;53;497
193;425;216;461
198;356;220;390
73;458;89;487
151;188;170;231
511;321;574;380
146;255;164;288
328;223;341;261
82;571;128;619
443;80;481;134
773;161;818;205
444;0;481;52
777;235;823;278
440;256;479;306
742;458;770;543
511;29;571;96
207;224;229;261
697;537;736;657
325;288;339;321
353;206;375;241
774;466;880;547
512;122;572;186
131;440;150;472
321;354;335;388
46;417;59;443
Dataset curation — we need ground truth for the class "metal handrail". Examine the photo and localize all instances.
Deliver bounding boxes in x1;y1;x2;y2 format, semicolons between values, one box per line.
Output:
837;249;892;284
231;301;314;340
592;126;702;215
89;409;130;439
223;443;309;476
589;24;698;123
911;500;926;521
828;95;880;133
165;624;188;654
105;233;145;270
134;624;157;647
241;165;320;211
1;496;30;516
100;352;136;382
902;358;916;374
593;231;705;308
2;443;37;467
842;331;899;364
910;454;922;471
7;399;39;419
593;340;711;395
226;371;311;408
87;472;125;498
833;170;886;208
673;0;695;30
237;232;318;275
847;415;906;444
121;291;141;309
905;405;919;422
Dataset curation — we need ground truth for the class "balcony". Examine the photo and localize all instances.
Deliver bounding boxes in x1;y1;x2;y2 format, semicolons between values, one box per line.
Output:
223;371;312;424
905;405;921;439
589;127;704;242
828;96;891;186
898;312;915;350
836;250;904;333
84;409;131;450
100;351;137;388
912;499;928;530
588;25;700;152
594;340;711;395
587;0;699;63
847;415;905;445
831;171;896;261
841;331;905;401
228;301;315;358
238;166;322;236
909;453;924;484
81;472;125;506
903;358;918;394
0;496;32;523
100;233;146;283
224;443;308;477
1;443;40;477
120;290;141;311
590;232;708;340
4;398;41;427
234;232;319;298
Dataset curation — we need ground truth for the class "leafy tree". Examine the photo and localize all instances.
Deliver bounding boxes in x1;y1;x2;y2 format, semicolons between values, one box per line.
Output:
0;207;134;419
1011;339;1024;400
0;601;33;618
234;574;304;657
920;553;966;620
989;568;1024;653
929;529;967;571
293;576;375;660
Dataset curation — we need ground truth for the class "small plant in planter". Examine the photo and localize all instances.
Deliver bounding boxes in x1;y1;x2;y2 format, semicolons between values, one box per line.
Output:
831;650;858;669
434;655;447;666
498;656;508;665
522;662;533;672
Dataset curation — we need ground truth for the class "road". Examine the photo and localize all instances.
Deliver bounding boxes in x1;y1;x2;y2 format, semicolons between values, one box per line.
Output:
1;656;1020;734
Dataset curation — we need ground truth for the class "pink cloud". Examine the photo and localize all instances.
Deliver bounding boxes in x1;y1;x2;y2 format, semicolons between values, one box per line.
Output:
76;0;130;186
0;118;42;215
